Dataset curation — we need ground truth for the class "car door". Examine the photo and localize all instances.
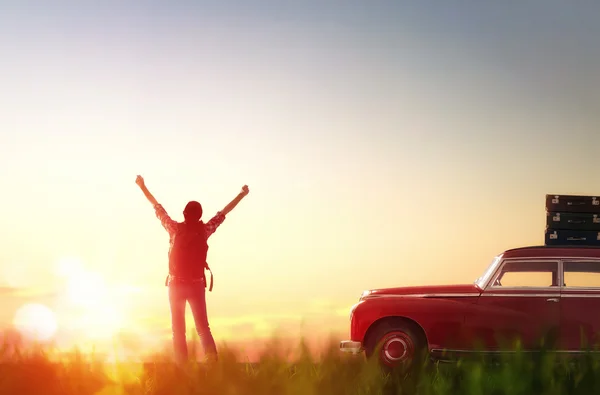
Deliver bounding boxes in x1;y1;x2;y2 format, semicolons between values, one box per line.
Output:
559;259;600;352
466;259;561;351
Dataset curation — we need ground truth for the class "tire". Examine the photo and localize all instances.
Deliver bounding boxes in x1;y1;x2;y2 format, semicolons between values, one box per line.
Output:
364;319;427;374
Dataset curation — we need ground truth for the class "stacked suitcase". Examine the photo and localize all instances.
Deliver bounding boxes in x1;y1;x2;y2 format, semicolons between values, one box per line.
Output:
545;194;600;246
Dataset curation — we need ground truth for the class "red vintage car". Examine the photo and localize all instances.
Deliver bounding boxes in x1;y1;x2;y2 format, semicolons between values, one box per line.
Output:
340;245;600;370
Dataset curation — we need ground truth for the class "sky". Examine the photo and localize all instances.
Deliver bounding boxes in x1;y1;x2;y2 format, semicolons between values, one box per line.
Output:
1;0;600;359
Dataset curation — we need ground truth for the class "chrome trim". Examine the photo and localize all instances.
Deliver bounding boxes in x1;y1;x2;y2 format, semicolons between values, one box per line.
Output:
431;348;600;354
560;258;600;263
487;286;559;291
562;293;600;298
384;338;408;361
481;293;561;297
363;293;480;299
422;293;480;298
431;348;537;354
339;340;362;354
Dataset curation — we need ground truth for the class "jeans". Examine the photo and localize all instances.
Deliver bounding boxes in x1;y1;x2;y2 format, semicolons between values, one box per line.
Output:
168;279;217;363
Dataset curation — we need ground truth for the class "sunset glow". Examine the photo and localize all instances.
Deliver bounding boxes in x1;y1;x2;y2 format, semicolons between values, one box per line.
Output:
1;1;599;360
54;257;132;341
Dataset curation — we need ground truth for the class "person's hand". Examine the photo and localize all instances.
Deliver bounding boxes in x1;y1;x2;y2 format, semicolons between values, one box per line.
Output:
135;175;145;187
240;185;249;197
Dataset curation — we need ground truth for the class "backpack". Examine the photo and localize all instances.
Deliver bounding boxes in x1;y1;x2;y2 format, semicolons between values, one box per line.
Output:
166;221;214;291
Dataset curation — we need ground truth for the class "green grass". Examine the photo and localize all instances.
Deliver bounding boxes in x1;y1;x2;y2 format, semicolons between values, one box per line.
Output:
3;335;600;395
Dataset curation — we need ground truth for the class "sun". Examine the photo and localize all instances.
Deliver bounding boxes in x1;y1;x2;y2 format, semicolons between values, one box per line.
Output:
13;303;58;342
55;257;126;339
66;269;108;308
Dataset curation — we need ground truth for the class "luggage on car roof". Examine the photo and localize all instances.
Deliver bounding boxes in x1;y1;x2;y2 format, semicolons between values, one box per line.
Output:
545;194;600;246
546;194;600;214
546;212;600;231
545;229;600;246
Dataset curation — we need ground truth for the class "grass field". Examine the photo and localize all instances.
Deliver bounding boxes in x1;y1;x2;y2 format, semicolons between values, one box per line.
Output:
3;334;600;395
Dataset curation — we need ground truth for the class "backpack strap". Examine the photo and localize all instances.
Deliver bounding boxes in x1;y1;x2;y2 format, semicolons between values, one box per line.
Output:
206;263;214;292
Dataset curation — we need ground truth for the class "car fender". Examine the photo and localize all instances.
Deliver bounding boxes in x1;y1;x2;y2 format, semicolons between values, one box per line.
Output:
352;295;479;350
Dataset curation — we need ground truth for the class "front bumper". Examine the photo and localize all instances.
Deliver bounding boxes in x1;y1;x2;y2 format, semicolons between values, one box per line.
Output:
339;340;363;354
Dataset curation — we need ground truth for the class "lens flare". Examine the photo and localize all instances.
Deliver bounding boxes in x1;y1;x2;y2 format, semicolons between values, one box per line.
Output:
13;303;58;342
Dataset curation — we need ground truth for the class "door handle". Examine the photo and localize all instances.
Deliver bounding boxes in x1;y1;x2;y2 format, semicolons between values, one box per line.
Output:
546;298;559;303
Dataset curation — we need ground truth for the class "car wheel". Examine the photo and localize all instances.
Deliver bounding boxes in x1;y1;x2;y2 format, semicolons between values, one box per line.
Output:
365;320;426;373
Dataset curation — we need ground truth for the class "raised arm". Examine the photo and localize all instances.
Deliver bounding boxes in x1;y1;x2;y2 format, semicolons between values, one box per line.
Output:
221;185;250;216
135;175;177;234
135;175;159;206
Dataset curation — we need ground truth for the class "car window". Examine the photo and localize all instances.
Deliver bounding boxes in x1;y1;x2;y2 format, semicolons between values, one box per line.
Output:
492;260;558;288
563;261;600;288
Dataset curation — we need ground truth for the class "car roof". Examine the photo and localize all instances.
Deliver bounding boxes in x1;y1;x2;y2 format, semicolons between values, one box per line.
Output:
502;245;600;259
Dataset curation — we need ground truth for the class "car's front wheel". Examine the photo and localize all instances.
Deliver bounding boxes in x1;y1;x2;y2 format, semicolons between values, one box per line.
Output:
364;319;427;374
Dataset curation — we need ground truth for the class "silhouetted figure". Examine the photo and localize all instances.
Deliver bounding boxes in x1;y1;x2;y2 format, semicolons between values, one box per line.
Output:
135;175;249;364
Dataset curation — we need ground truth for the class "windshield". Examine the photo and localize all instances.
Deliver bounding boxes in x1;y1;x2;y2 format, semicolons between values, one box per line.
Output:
474;254;503;289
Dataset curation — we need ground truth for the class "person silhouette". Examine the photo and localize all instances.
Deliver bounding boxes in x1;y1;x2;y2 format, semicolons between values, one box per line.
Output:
135;175;249;363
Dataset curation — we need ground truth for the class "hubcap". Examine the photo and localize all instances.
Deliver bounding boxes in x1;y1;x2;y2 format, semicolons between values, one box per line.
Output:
379;331;415;366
